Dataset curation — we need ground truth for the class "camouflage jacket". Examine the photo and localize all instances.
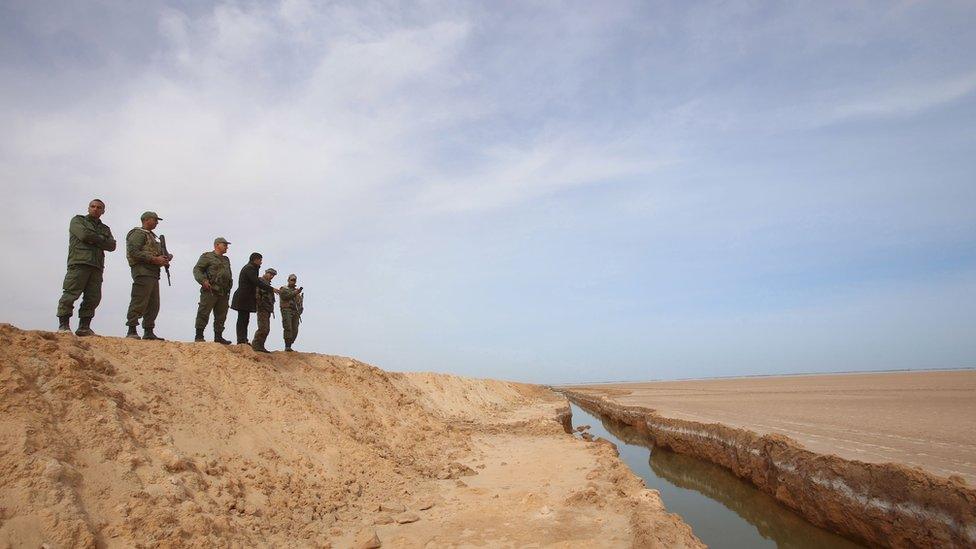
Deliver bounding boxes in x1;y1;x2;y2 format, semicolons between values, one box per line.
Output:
192;252;233;296
67;215;116;269
256;283;276;313
279;286;303;315
126;228;162;278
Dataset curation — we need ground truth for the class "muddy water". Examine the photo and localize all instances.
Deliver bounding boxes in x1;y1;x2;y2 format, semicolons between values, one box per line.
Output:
570;403;864;548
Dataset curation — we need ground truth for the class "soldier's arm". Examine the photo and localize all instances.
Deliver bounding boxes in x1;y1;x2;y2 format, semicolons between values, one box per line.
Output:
126;231;155;263
192;254;208;284
101;226;117;252
279;287;297;300
69;216;107;247
254;271;275;291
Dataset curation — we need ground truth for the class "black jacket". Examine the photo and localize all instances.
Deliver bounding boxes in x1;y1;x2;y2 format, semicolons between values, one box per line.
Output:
231;263;274;312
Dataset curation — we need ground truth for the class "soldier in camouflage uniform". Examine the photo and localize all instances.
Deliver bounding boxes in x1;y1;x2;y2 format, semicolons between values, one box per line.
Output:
124;211;172;340
251;268;277;353
279;274;304;352
57;199;117;336
192;237;233;344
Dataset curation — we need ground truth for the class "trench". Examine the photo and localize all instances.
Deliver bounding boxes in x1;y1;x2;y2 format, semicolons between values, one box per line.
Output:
569;403;864;548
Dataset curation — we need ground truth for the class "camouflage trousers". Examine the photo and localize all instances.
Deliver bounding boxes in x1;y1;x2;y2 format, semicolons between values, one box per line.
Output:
195;290;229;333
126;275;160;329
252;310;272;350
281;309;300;344
57;264;103;318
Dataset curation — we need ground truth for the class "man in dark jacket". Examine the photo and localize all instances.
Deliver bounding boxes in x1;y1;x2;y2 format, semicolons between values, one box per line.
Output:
230;252;278;345
57;199;117;336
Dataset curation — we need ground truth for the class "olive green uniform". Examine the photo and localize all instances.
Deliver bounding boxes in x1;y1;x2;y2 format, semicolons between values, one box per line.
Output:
252;284;275;350
279;286;303;347
193;252;233;334
125;228;162;329
57;214;116;318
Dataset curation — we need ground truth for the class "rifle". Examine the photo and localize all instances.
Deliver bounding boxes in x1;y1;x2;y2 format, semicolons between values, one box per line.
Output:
159;235;172;286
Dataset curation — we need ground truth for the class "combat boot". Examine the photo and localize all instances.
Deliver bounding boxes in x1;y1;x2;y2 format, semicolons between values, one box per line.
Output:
75;317;95;337
142;328;165;341
194;329;205;342
253;345;271;354
58;316;71;332
126;325;141;339
214;331;232;345
284;341;294;352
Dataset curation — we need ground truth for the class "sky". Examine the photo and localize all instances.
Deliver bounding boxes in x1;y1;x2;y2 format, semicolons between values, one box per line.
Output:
1;0;974;384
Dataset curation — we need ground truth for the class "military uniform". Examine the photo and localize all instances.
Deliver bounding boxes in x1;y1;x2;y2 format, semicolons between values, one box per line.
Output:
251;268;277;352
125;224;163;335
279;284;303;351
57;213;116;330
193;243;233;342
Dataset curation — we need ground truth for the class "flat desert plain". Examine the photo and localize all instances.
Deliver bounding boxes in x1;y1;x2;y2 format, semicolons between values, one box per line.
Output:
567;370;976;484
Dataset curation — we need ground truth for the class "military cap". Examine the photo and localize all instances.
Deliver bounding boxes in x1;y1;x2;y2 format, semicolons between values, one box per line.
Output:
140;211;163;221
265;268;277;275
214;237;231;245
288;273;297;280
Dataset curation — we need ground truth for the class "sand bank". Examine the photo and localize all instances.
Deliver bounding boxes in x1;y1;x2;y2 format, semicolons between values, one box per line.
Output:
0;324;700;548
559;372;976;548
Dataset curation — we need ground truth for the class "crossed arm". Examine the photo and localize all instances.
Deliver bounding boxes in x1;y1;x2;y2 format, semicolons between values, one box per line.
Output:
70;217;117;251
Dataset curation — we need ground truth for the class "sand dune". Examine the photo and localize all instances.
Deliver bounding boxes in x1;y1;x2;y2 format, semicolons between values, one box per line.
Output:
0;324;700;548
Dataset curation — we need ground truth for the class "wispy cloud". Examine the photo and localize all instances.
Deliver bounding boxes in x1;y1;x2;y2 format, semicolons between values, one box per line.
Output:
829;70;976;121
0;1;973;382
417;137;677;213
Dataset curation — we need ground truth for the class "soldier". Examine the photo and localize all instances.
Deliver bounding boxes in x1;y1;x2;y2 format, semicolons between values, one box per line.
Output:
231;252;279;345
251;268;277;353
124;211;172;340
192;237;233;344
57;198;117;336
279;274;304;352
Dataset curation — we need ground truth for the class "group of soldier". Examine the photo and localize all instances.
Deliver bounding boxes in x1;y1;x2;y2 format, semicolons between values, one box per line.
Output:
56;199;305;353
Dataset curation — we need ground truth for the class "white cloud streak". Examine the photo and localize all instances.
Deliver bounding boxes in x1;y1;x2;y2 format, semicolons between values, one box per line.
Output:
0;1;973;381
830;70;976;121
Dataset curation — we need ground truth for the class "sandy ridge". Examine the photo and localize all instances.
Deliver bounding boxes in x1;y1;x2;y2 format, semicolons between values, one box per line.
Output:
0;324;701;548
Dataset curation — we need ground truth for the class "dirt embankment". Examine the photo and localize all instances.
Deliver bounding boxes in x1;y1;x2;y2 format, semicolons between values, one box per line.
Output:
0;324;701;548
561;389;976;549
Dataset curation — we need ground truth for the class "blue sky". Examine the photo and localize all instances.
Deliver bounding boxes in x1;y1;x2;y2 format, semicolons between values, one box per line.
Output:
1;1;974;383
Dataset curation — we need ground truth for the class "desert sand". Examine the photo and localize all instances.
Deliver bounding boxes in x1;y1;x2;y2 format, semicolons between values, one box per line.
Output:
564;370;976;484
0;324;701;548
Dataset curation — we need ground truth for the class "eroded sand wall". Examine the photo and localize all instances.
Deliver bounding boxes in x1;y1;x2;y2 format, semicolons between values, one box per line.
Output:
562;390;976;549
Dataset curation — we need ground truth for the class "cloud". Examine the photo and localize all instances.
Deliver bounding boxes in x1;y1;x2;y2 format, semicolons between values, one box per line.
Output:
2;0;675;238
1;1;974;382
829;70;976;121
416;136;676;213
2;4;477;227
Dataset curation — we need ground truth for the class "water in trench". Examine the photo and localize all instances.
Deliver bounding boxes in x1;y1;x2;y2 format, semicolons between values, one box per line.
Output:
569;403;864;549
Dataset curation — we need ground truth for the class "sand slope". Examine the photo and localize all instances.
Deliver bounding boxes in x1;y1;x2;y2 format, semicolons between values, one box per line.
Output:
0;324;700;548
